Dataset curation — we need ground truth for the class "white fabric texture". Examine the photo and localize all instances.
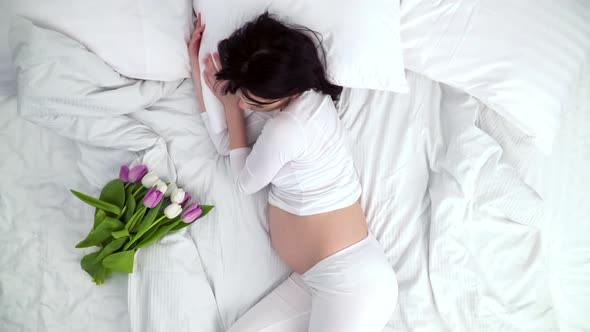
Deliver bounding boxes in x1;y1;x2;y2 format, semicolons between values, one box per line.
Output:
216;90;362;216
228;234;398;332
0;0;16;94
480;65;590;331
7;0;193;81
193;0;408;133
400;0;590;154
5;17;580;332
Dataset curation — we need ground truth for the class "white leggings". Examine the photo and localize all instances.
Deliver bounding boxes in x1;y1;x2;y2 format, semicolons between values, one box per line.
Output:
227;234;398;332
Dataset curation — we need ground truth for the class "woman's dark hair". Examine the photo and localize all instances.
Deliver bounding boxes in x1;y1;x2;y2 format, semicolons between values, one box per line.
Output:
216;12;342;102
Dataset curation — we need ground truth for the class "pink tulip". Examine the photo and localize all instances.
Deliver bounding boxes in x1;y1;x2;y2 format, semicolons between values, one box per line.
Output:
143;187;163;208
181;203;202;223
119;165;130;182
128;165;148;183
180;193;192;208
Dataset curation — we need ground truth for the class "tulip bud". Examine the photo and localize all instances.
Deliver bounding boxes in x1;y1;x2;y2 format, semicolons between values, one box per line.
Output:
143;187;163;208
155;180;168;194
164;203;183;219
181;203;202;223
164;183;178;197
128;165;148;183
119;165;130;182
171;188;186;205
180;193;192;207
141;171;160;188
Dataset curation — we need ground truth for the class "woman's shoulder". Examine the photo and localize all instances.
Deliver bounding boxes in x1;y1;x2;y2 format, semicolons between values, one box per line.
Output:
264;111;304;137
283;90;337;121
288;90;332;110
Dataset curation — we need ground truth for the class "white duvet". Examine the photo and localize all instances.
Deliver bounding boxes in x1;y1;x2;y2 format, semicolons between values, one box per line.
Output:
2;18;556;331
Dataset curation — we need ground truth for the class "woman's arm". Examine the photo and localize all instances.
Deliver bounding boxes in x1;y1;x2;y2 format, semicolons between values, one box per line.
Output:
201;53;250;154
223;102;248;150
189;17;270;155
200;110;274;155
228;114;306;194
188;13;206;113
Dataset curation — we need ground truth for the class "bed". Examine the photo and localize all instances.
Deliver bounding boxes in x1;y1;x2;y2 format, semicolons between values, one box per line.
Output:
1;2;589;332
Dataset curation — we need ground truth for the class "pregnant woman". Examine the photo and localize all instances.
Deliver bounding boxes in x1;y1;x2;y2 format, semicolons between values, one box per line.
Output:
189;12;398;332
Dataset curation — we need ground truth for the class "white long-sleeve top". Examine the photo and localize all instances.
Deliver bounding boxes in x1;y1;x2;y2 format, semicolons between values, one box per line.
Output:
201;90;361;216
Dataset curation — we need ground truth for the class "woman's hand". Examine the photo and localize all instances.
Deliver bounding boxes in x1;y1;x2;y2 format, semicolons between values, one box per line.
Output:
188;12;206;112
203;52;241;110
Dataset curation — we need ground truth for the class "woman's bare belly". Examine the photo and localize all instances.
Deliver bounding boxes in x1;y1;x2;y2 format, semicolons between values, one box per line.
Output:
268;201;368;274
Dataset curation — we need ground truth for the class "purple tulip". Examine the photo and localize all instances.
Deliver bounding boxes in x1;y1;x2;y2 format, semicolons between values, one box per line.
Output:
180;193;192;208
143;187;163;208
119;165;130;182
128;165;148;183
181;203;202;223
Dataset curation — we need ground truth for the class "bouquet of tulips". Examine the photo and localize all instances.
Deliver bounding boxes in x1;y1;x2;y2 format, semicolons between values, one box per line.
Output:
71;164;213;285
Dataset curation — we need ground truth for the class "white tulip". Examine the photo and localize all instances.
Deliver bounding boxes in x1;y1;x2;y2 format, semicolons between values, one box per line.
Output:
171;188;186;204
164;203;182;219
141;171;160;188
164;182;178;197
155;180;168;194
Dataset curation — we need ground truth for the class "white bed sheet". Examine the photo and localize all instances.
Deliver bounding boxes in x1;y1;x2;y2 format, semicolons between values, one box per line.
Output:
4;15;588;332
0;94;131;331
0;0;16;94
539;68;590;332
480;66;590;331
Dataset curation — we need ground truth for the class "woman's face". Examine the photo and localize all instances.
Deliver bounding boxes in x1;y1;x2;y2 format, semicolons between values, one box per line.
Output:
238;90;293;112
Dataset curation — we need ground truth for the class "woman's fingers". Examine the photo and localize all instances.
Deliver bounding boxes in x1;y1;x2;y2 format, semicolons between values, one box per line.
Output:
205;53;218;73
212;53;222;72
202;53;228;96
203;57;214;83
203;71;212;90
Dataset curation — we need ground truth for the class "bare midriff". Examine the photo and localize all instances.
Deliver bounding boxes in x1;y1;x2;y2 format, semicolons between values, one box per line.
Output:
268;201;368;274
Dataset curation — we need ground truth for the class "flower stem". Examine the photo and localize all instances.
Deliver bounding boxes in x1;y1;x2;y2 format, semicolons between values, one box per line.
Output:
132;186;144;197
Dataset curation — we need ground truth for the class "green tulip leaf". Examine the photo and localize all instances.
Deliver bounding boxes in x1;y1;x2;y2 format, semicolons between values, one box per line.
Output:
75;217;124;248
130;223;160;248
136;199;164;234
124;200;164;250
93;209;106;230
122;187;136;223
102;250;135;273
71;190;121;216
111;229;130;239
171;221;190;232
91;237;128;264
100;180;126;210
135;220;181;249
81;251;112;285
125;206;147;232
198;205;214;219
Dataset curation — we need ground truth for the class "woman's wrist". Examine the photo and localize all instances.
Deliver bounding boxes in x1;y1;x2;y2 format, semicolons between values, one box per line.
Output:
224;103;248;150
223;101;242;115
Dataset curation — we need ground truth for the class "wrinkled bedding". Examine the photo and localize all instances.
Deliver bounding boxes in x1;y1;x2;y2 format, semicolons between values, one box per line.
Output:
3;17;582;332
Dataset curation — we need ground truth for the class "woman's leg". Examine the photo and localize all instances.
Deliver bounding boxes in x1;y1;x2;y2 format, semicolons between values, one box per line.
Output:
228;235;397;332
303;234;398;332
226;274;312;332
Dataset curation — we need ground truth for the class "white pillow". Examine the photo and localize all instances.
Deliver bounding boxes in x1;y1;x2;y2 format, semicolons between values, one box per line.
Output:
10;0;193;81
194;0;408;133
400;0;590;154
